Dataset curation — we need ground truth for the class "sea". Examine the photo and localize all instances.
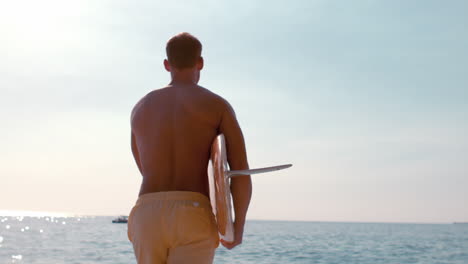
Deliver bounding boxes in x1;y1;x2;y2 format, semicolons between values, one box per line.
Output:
0;216;467;264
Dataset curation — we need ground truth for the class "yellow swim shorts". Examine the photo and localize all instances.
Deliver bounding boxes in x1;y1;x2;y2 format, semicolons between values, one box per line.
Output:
127;191;219;264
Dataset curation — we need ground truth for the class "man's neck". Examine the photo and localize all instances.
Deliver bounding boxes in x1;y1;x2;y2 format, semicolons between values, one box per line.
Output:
169;68;199;86
169;79;197;87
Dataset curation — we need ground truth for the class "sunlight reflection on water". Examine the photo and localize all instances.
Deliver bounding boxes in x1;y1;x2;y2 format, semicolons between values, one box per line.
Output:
0;215;132;263
11;254;23;263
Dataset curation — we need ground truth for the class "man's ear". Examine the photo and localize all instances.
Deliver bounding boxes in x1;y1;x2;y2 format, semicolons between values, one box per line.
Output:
197;57;204;71
164;59;171;72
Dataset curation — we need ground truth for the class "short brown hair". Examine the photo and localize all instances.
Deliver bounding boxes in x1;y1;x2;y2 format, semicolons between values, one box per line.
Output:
166;32;202;69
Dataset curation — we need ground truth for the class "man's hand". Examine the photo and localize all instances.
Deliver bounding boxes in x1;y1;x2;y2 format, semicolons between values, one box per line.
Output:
220;222;244;250
220;234;242;250
220;238;241;250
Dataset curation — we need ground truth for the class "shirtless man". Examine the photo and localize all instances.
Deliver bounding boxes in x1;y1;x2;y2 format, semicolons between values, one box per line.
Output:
127;32;252;264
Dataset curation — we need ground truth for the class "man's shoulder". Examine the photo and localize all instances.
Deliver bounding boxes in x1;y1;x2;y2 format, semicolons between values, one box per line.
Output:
197;85;232;109
130;98;144;123
130;90;157;122
131;87;168;111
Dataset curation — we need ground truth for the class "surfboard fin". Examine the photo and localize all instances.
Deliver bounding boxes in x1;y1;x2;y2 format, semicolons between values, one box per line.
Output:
226;164;292;177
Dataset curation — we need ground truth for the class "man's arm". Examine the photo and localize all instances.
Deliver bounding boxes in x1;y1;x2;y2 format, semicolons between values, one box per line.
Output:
131;132;143;175
219;102;252;249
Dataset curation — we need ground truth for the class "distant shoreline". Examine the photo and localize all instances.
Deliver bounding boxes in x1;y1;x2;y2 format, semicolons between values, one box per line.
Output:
1;213;465;225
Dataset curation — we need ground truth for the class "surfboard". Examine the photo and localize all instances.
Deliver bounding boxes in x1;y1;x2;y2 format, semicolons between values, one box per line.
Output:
208;134;292;242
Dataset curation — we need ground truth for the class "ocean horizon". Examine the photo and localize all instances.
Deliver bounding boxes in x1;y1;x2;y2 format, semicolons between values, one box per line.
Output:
2;210;465;224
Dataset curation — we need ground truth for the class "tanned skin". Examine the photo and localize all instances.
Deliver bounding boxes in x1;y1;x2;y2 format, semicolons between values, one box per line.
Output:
130;56;252;249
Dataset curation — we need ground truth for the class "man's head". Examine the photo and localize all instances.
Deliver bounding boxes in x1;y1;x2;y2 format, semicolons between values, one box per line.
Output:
164;32;203;74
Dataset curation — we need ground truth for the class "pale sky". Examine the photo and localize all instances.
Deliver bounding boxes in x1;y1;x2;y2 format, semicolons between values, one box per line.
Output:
1;0;467;223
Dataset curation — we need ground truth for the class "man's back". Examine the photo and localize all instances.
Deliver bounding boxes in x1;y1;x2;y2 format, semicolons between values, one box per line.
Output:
131;83;243;198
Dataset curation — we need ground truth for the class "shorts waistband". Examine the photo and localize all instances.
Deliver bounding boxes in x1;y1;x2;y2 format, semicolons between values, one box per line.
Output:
136;191;211;207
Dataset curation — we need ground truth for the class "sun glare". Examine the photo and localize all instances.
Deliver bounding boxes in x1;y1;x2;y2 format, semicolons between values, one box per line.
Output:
1;0;86;53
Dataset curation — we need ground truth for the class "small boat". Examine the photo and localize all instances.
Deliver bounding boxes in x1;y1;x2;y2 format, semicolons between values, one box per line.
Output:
112;216;128;223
